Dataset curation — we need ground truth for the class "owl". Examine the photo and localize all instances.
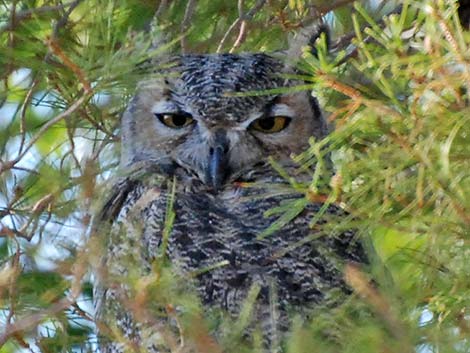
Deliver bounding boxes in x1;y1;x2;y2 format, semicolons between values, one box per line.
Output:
93;25;366;353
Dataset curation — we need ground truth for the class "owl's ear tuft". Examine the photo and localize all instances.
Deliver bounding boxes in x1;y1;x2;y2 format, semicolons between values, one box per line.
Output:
307;24;330;58
144;16;179;66
285;23;329;66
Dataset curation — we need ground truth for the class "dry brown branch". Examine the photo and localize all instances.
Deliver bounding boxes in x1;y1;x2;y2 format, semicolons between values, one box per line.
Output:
316;0;356;14
5;0;18;77
217;0;266;53
0;227;34;241
244;0;266;19
45;36;92;93
4;236;21;332
319;73;363;99
18;79;39;159
0;2;76;33
0;298;72;346
155;0;169;18
64;117;84;174
15;194;55;239
52;0;83;37
230;20;247;53
229;20;246;53
344;264;413;351
0;243;88;346
10;166;40;175
0;225;16;238
216;18;241;53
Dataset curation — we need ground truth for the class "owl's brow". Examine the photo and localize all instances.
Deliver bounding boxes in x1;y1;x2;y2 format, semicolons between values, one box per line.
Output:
237;96;281;129
263;95;281;115
263;94;294;116
152;100;179;114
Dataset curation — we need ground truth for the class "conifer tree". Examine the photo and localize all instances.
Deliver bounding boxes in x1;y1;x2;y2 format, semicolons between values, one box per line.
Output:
0;1;469;352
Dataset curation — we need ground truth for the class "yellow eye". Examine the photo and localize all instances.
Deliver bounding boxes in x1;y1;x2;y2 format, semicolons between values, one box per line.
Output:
250;116;291;133
156;113;194;128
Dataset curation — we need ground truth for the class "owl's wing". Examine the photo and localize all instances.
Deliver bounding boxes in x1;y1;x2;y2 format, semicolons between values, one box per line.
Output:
92;161;175;353
98;160;172;223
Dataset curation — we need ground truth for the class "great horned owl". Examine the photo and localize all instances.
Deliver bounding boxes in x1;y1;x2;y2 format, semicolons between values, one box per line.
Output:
94;26;366;353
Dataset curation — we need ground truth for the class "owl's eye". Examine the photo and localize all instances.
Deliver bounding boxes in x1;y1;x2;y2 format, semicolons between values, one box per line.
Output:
156;113;194;128
250;116;291;133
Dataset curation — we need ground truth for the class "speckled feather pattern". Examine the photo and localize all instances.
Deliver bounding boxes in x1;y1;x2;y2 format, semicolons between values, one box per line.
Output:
97;171;364;353
94;52;366;353
174;54;284;122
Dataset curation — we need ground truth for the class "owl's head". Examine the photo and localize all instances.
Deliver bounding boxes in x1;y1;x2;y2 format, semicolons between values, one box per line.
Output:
121;26;329;191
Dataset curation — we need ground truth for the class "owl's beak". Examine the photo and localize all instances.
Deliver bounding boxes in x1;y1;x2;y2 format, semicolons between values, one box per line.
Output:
207;131;229;191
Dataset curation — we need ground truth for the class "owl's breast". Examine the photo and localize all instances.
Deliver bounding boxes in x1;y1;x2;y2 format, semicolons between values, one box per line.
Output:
133;182;364;316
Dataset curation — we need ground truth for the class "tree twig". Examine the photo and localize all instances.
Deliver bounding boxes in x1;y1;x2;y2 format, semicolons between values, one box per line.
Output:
217;0;266;53
316;0;356;14
180;0;197;53
0;2;78;33
52;0;82;38
217;18;241;53
155;0;169;19
18;79;39;158
0;93;90;177
45;36;92;93
229;20;247;53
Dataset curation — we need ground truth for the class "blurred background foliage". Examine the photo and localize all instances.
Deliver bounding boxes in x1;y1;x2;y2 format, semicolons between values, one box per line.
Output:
0;0;469;352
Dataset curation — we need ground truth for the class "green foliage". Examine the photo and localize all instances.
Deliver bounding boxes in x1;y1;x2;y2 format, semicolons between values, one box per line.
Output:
1;0;469;352
291;0;470;351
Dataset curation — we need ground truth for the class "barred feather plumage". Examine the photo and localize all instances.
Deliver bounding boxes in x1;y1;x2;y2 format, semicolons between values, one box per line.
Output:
94;47;366;353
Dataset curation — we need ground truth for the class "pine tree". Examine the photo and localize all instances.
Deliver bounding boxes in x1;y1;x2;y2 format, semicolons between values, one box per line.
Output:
0;1;469;352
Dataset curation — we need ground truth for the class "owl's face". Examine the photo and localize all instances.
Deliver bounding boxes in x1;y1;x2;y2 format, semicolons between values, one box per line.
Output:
121;53;327;190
